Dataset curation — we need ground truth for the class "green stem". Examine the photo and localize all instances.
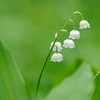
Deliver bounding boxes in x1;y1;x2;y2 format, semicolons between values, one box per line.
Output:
69;19;75;30
91;71;100;99
35;11;79;99
35;37;57;98
93;71;100;80
73;11;84;20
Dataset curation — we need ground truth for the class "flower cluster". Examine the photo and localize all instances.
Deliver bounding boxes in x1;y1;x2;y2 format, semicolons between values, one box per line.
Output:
50;19;90;62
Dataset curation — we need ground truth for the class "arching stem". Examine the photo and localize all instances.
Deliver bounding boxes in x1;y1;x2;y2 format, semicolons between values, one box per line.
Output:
35;11;82;99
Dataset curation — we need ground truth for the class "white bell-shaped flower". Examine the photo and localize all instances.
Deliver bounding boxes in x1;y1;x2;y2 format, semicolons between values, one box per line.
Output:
51;53;63;62
63;39;75;49
69;30;80;39
79;20;90;29
50;42;62;52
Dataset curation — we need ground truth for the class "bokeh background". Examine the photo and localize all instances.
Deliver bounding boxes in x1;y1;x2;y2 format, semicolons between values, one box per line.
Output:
0;0;100;99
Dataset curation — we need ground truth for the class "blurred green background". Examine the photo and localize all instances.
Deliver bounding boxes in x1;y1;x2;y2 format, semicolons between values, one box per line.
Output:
0;0;100;99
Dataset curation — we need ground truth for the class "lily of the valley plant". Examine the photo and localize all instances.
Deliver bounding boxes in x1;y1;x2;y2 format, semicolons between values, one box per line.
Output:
36;11;90;98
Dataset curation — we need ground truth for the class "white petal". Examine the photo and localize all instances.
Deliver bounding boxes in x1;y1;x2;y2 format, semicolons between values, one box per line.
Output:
69;30;80;39
79;20;90;29
55;42;62;52
50;42;55;51
51;53;57;62
51;53;63;62
50;42;62;52
63;39;75;49
56;53;63;62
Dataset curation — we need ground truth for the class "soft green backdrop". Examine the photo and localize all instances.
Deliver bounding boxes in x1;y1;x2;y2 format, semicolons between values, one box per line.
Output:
0;0;100;100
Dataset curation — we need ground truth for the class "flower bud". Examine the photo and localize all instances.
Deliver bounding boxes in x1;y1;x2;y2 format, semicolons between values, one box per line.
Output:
60;29;67;32
55;33;58;38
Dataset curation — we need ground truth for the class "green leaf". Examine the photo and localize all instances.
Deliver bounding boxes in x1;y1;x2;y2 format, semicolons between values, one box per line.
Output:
0;39;28;100
45;63;94;100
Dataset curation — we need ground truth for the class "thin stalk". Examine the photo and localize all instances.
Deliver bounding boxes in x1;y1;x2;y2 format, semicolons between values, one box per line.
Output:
91;71;100;99
69;19;75;30
73;11;84;20
35;37;58;98
93;71;100;80
35;11;81;99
